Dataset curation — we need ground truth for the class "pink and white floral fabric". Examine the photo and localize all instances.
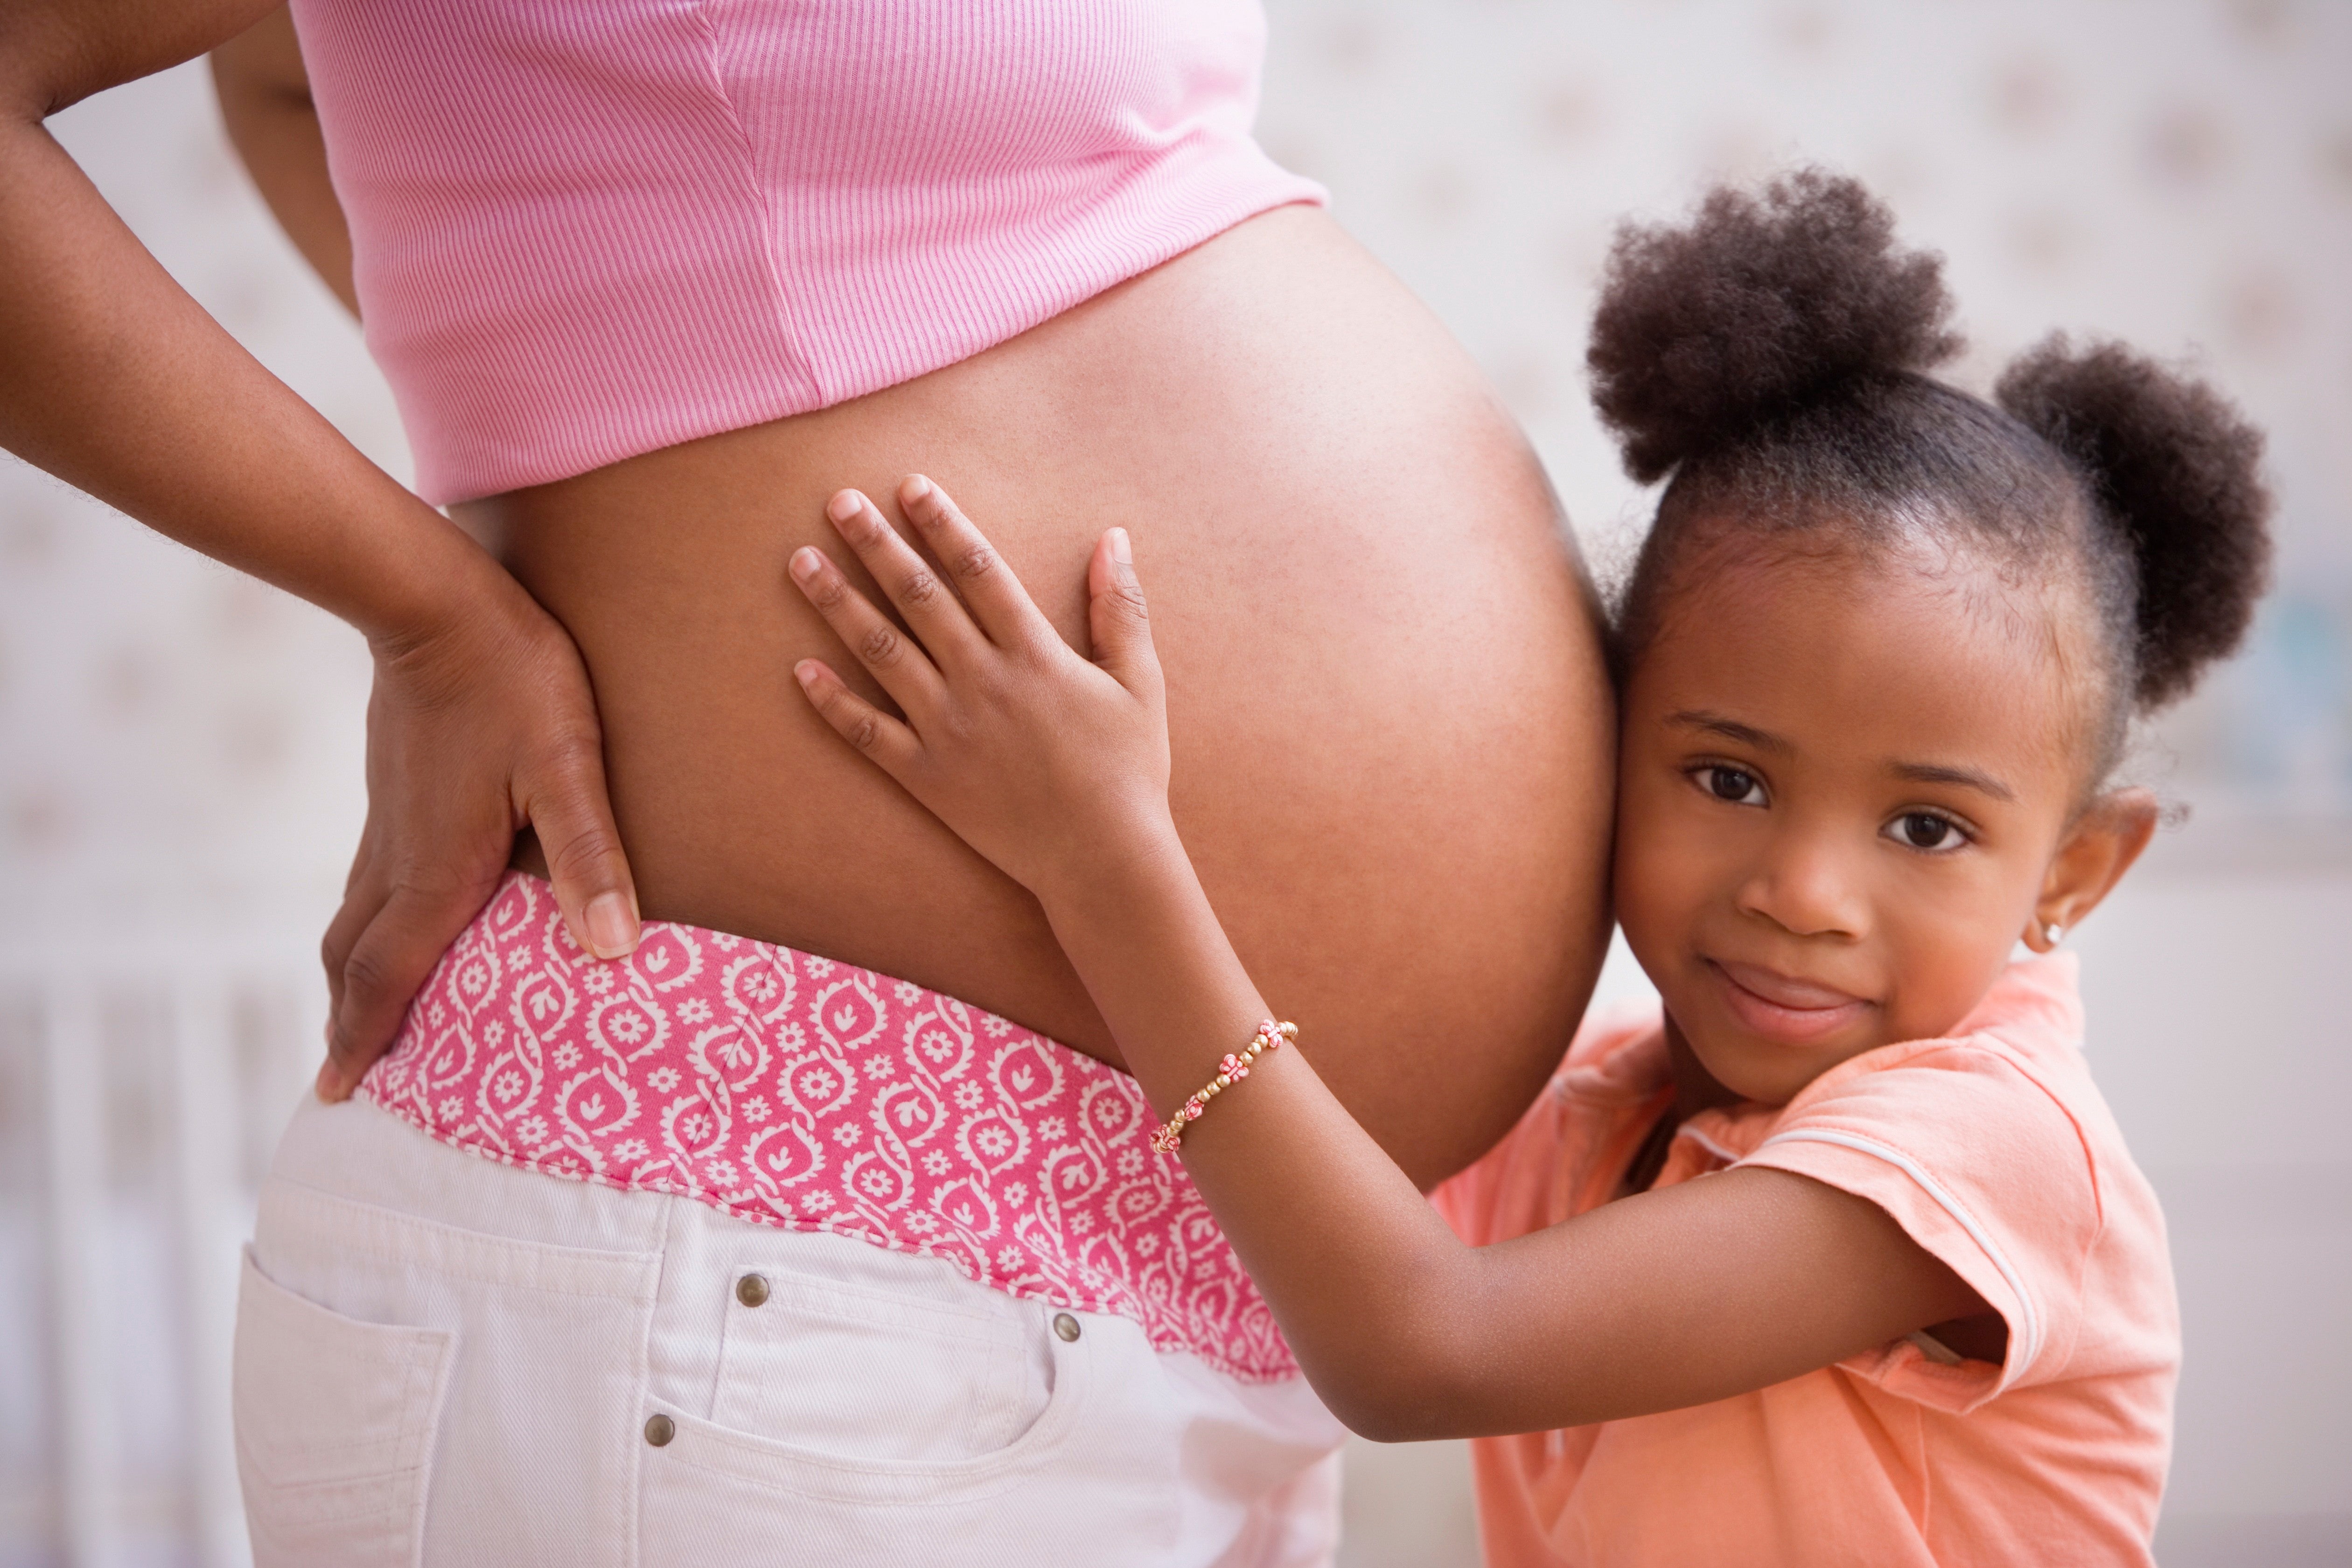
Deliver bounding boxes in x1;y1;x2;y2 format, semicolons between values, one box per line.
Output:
361;873;1295;1382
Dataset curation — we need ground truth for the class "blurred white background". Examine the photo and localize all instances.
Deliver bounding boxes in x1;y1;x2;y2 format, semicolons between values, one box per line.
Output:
1;1;2345;1564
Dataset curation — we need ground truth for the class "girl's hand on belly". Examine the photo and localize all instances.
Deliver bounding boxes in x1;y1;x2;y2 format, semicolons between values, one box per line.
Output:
788;475;1182;899
790;477;1989;1441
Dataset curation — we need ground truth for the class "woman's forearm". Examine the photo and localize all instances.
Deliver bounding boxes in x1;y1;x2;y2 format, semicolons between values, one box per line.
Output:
4;6;646;1083
1;43;498;643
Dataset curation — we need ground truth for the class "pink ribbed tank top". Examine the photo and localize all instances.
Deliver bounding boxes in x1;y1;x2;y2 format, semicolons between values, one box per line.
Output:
288;0;1326;504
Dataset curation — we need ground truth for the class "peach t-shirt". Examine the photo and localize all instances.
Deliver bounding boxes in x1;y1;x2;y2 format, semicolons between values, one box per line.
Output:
1434;955;2178;1567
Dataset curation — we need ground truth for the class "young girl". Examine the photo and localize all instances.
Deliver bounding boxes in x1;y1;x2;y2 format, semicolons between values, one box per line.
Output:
782;171;2269;1565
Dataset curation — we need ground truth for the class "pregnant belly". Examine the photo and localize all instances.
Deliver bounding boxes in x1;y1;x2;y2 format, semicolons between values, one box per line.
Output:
461;207;1613;1185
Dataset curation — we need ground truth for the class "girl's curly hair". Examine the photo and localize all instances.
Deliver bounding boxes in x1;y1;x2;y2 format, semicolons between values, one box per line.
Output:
1590;169;2273;780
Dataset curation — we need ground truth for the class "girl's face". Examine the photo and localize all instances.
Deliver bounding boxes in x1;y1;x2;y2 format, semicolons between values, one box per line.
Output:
1613;536;2152;1107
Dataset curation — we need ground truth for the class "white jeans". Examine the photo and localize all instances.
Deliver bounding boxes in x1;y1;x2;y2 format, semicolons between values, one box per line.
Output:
234;1094;1344;1566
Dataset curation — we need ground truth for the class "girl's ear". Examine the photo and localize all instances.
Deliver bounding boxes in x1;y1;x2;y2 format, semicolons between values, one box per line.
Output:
2023;787;2160;952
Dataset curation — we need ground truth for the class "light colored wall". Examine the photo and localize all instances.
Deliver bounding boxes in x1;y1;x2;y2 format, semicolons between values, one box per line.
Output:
0;3;2345;1564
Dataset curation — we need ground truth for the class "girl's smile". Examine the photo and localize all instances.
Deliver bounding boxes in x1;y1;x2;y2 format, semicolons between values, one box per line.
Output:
1702;957;1875;1046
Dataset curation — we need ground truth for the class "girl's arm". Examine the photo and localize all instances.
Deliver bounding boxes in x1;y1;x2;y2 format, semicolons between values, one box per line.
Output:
209;5;356;315
790;479;1989;1440
1;0;642;1093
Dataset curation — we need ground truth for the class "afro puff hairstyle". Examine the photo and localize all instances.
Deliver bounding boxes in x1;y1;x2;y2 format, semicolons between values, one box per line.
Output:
1589;169;2273;779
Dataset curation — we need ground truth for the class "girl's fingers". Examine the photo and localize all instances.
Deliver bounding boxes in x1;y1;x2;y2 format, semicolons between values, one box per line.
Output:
788;544;947;719
896;475;1057;650
793;659;922;777
1086;527;1165;712
821;488;988;670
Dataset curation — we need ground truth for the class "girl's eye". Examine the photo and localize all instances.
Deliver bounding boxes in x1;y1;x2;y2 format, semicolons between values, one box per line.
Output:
1891;812;1965;851
1699;766;1765;805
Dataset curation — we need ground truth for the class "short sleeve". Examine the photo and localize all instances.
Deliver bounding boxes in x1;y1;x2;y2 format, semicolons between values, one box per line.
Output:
1735;1040;2100;1413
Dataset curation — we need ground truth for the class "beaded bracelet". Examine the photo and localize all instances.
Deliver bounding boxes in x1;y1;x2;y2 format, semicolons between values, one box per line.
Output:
1149;1019;1296;1154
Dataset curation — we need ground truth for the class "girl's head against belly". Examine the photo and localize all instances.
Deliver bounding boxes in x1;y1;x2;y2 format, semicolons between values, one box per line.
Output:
1585;170;2274;1108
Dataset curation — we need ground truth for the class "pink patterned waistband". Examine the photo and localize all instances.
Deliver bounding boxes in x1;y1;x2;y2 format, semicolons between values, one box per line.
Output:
360;873;1296;1382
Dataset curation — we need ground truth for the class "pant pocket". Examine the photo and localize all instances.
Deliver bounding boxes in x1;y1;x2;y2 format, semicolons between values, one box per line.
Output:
638;1311;1177;1564
710;1263;1054;1464
232;1247;454;1568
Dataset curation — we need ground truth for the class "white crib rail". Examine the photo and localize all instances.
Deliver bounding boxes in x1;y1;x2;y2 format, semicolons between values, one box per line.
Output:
36;981;113;1568
4;935;323;1568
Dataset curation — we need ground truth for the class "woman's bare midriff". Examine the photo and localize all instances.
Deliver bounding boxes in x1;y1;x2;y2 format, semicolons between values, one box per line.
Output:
460;206;1613;1185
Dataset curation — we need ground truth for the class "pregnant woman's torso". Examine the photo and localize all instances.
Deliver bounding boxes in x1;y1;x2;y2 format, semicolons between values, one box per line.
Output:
297;0;1614;1185
469;209;1614;1185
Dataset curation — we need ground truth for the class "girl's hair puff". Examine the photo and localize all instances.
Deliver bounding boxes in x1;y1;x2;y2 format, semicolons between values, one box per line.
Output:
1995;339;2271;709
1590;169;2273;785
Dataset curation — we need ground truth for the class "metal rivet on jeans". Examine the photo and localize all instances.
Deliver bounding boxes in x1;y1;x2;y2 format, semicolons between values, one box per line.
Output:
643;1414;676;1448
736;1273;770;1308
1053;1312;1081;1343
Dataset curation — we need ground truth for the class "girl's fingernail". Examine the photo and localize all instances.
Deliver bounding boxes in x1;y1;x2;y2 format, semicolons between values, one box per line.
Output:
1110;528;1132;565
826;490;864;524
902;474;933;503
789;547;822;583
314;1059;343;1101
793;660;822;690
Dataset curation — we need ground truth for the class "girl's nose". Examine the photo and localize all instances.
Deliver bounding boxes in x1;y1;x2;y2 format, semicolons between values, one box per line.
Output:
1734;827;1870;940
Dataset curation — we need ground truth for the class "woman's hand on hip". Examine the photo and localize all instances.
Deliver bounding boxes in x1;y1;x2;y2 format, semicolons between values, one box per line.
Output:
318;583;640;1099
789;475;1178;899
0;0;642;1098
